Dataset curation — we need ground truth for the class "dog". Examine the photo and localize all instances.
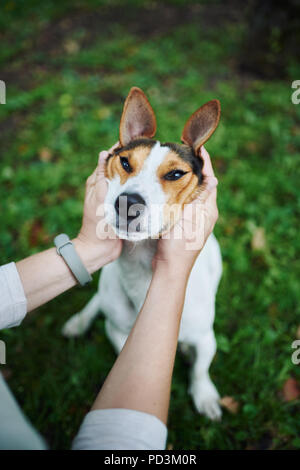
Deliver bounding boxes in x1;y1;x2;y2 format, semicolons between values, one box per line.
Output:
63;87;223;420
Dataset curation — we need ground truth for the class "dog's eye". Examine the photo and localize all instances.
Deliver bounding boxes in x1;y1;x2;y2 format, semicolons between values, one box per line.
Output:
120;156;132;173
163;169;187;181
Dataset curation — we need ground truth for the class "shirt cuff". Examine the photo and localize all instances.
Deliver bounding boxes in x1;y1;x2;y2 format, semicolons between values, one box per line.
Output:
0;262;27;330
72;408;167;450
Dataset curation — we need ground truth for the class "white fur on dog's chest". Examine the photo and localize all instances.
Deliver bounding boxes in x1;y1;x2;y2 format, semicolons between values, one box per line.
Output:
117;239;157;311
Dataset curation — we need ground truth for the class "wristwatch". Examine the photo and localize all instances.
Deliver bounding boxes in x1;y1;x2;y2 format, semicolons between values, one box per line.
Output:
54;234;92;286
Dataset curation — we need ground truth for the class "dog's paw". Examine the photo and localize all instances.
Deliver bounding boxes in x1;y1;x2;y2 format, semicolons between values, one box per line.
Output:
189;377;222;421
62;314;90;337
196;396;222;421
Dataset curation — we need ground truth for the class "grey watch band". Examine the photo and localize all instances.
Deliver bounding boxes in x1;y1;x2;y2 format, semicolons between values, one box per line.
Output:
54;234;92;286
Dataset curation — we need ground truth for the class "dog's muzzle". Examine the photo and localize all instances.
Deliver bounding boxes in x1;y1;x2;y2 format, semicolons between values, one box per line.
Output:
115;192;146;231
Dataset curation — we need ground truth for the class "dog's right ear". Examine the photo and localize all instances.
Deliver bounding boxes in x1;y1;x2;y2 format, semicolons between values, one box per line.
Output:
119;87;157;146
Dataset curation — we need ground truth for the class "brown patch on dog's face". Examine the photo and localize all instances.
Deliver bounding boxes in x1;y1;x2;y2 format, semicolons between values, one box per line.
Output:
157;149;201;233
105;143;153;184
158;150;200;205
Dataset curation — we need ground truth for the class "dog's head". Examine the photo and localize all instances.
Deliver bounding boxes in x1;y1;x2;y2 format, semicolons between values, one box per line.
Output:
104;87;220;241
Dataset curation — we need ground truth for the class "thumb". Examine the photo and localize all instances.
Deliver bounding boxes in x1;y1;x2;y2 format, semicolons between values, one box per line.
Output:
96;141;120;183
96;142;120;201
95;150;110;202
96;150;109;180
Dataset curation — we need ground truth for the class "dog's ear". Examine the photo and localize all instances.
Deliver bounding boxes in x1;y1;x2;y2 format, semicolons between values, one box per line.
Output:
119;87;157;146
181;100;221;155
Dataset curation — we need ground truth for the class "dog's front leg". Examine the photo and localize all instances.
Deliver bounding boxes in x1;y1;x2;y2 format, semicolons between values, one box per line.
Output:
62;292;101;337
189;329;221;421
105;320;128;354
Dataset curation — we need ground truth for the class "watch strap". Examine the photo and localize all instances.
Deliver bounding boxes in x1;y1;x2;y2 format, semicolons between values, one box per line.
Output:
54;234;92;286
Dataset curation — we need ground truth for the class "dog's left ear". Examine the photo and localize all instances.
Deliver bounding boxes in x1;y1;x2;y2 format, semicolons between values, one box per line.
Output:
181;100;221;155
119;87;157;146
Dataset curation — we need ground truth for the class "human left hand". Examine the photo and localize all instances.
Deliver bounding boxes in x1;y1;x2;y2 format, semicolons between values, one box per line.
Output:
153;146;218;278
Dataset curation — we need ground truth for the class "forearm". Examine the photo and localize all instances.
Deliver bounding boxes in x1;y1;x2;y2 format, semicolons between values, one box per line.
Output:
92;263;190;424
16;238;112;313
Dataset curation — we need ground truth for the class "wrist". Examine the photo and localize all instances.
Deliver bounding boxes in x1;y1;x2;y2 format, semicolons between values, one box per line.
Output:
73;237;112;274
152;259;191;286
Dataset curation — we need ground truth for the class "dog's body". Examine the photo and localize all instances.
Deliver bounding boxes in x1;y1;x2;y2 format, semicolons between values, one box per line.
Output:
63;88;223;420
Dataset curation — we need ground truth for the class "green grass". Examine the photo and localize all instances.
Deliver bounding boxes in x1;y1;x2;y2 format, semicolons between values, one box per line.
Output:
0;0;300;450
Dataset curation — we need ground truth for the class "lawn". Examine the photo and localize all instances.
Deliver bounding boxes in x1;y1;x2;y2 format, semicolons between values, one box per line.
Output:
0;0;299;450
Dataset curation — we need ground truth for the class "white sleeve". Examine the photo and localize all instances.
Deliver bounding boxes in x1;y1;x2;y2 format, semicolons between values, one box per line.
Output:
0;373;47;450
0;263;27;330
72;408;167;450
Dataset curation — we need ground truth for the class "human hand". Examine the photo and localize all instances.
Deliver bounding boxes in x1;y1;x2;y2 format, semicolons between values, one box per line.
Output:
153;146;218;278
74;142;122;272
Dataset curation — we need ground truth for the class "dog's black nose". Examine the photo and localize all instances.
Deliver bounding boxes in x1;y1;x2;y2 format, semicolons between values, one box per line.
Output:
115;192;146;222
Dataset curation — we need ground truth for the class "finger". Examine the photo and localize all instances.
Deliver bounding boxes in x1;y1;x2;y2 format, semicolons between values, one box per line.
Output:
108;141;120;155
96;149;112;202
95;143;119;200
195;175;218;204
97;150;110;180
86;167;97;188
205;184;218;211
96;140;120;180
206;191;219;231
200;146;215;178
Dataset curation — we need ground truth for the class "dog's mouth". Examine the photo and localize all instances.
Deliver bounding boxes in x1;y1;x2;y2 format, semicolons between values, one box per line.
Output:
112;214;175;242
115;228;150;241
104;195;181;241
114;215;154;241
110;210;165;242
